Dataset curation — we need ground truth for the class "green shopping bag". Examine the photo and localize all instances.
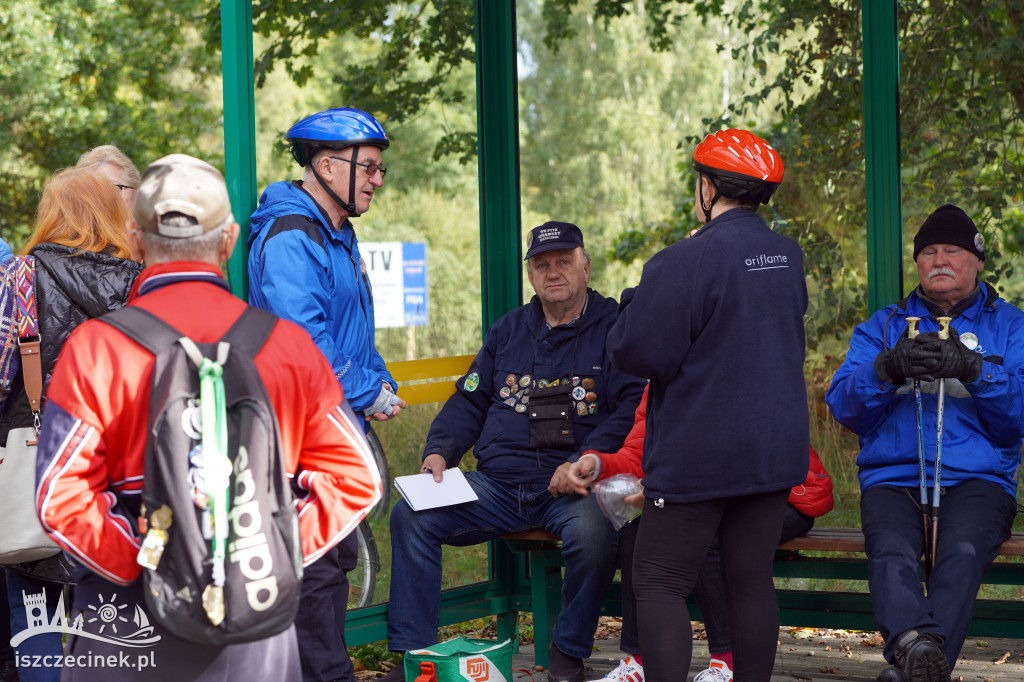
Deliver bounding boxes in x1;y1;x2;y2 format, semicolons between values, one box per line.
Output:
405;637;513;682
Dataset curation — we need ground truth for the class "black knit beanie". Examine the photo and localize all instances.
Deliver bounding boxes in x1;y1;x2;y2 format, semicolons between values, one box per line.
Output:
913;204;985;261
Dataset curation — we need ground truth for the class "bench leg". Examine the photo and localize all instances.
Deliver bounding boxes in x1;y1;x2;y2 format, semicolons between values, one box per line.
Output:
496;609;520;655
530;554;563;669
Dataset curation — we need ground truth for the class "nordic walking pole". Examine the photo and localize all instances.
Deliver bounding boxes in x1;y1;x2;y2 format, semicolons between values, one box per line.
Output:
931;316;953;570
906;317;930;566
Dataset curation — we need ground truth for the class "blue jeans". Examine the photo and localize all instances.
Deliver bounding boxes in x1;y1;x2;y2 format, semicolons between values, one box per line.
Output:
693;504;814;653
861;480;1016;671
6;570;63;682
387;470;618;660
294;533;359;682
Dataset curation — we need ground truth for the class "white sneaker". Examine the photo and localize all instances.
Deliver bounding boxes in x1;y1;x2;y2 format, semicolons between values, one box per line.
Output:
600;656;644;682
693;660;733;682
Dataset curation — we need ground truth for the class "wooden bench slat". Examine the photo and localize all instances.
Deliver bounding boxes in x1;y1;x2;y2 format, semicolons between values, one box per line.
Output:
778;528;1024;556
505;527;1024;557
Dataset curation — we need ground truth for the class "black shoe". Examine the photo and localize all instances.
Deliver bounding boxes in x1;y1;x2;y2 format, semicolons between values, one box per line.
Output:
547;641;586;682
377;657;406;682
876;665;908;682
893;631;950;682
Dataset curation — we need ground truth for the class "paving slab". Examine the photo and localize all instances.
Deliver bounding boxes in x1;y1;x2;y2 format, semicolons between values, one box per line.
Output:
509;626;1024;682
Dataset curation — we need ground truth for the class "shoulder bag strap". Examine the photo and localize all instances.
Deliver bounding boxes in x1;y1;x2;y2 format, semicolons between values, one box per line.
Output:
13;256;44;426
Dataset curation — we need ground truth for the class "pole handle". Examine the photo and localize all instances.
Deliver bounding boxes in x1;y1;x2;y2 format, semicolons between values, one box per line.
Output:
938;316;952;340
906;316;921;339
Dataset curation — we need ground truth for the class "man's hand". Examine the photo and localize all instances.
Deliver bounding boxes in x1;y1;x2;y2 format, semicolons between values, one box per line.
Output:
420;454;446;483
919;332;983;382
367;397;407;422
875;334;941;384
560;455;602;497
547;462;582;497
364;383;406;421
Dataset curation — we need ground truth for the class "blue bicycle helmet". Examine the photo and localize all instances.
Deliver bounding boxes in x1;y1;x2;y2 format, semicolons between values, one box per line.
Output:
286;107;390;166
286;108;390;217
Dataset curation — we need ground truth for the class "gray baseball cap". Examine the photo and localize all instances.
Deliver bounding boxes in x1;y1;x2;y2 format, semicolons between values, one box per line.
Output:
134;154;234;238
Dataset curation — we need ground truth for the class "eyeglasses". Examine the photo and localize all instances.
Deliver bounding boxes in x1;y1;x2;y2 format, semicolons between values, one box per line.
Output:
328;156;387;178
114;184;137;192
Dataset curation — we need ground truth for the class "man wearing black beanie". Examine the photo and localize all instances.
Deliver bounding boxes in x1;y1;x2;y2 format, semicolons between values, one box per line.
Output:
826;204;1024;682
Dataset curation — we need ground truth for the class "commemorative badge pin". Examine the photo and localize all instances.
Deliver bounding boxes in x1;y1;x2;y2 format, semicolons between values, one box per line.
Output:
572;386;586;401
506;373;517;386
464;372;480;392
520;374;532;387
582;378;595;389
500;386;511;399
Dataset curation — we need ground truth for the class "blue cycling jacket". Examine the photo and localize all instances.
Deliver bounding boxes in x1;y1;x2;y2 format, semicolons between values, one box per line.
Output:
825;283;1024;497
248;180;394;412
425;289;646;483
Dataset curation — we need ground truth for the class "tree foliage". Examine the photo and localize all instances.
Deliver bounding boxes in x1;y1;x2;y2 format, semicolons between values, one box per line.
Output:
0;0;222;247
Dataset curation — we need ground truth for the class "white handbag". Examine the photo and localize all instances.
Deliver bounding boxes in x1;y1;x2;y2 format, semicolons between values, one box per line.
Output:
0;255;61;563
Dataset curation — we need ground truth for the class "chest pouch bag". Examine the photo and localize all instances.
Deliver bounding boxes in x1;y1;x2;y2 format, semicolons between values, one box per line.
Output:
528;381;575;450
99;305;302;646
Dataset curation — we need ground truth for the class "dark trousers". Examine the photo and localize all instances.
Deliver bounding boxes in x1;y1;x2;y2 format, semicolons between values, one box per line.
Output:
861;480;1016;671
633;489;790;682
295;534;359;682
695;504;814;653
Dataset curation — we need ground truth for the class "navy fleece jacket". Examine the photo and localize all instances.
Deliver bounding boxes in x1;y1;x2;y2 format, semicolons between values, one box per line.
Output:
608;207;809;503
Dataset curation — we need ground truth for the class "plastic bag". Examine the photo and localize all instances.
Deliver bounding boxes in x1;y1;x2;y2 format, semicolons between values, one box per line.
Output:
592;473;643;531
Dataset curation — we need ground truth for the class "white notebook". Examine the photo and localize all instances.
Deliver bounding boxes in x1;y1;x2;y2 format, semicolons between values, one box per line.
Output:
393;467;480;511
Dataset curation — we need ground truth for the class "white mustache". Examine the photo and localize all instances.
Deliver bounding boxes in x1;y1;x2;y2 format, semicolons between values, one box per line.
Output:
928;266;956;279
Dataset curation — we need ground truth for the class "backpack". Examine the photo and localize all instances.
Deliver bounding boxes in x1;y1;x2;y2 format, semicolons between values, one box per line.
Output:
100;305;303;646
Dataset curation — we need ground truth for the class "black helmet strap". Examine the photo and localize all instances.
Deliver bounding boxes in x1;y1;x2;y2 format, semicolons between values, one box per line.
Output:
311;144;362;220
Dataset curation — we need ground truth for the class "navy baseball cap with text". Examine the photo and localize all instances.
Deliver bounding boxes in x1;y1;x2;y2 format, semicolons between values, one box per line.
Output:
524;221;585;260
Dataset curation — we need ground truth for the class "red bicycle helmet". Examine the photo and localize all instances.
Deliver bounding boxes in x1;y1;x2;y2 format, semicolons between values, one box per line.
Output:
692;129;784;212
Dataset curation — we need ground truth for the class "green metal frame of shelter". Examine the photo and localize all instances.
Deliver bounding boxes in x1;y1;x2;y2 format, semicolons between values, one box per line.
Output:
217;0;904;648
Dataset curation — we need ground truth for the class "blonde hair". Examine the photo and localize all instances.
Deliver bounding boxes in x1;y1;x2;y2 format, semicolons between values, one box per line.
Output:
76;144;141;187
23;167;133;259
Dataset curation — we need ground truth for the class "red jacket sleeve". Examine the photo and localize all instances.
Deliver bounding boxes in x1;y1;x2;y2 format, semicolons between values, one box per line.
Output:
268;323;383;565
36;336;147;585
584;384;648;481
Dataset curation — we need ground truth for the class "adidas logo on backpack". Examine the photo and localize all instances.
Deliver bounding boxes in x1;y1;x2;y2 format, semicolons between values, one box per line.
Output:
101;305;302;646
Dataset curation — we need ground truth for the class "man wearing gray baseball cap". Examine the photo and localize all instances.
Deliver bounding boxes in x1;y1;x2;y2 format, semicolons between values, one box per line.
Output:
34;154;381;681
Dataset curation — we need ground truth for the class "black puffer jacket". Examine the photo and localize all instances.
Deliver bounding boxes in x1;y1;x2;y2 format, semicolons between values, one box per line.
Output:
0;243;142;445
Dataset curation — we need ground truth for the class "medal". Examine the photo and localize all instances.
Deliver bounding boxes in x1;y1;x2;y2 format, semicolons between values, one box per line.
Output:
150;505;173;531
137;529;167;570
203;584;226;626
519;375;531;388
506;374;517;386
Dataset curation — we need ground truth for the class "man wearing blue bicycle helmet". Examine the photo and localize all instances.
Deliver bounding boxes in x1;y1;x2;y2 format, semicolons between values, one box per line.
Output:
248;107;403;682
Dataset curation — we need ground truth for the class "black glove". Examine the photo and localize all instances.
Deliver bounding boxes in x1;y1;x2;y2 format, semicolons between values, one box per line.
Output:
916;331;983;382
874;334;941;385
